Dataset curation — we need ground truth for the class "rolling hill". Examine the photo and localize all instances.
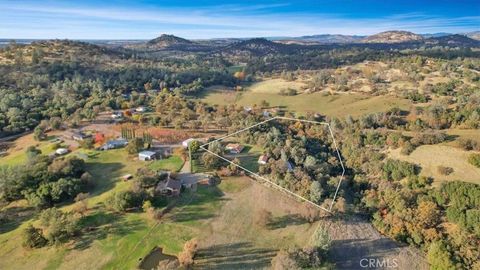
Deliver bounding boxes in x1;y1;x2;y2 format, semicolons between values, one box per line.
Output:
362;30;424;43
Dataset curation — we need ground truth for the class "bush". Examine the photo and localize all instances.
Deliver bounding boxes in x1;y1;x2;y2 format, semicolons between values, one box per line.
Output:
22;224;47;249
39;208;79;244
400;141;416;155
279;88;297;96
105;190;142;212
437;166;454;176
457;138;478;151
178;238;198;267
79;138;94;149
468;153;480;168
382;159;418;181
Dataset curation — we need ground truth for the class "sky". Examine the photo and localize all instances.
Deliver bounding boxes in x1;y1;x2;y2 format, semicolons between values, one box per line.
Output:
0;0;479;39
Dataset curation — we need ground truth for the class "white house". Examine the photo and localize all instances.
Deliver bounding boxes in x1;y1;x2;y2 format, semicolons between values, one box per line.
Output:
111;111;123;119
135;106;147;113
138;150;157;161
99;139;128;150
55;148;69;155
258;155;268;165
182;138;196;148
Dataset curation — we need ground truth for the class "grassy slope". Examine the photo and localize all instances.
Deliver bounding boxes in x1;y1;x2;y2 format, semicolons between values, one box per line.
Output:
389;145;480;186
0;134;319;270
0;134;57;165
197;82;411;118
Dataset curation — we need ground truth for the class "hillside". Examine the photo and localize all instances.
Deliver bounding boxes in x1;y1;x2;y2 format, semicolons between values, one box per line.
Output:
0;40;123;65
147;34;193;48
465;31;480;41
127;34;211;52
425;34;480;47
217;38;288;60
362;30;424;43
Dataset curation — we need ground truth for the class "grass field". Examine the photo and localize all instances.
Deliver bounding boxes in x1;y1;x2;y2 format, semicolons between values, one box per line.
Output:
0;134;58;165
197;82;411;118
247;78;306;94
0;131;322;270
148;155;184;172
389;145;480;186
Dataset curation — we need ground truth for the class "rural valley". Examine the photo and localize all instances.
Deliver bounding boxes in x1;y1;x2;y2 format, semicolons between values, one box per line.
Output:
1;1;480;270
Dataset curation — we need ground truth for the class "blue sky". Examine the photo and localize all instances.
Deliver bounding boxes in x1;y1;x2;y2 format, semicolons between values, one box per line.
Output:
0;0;479;39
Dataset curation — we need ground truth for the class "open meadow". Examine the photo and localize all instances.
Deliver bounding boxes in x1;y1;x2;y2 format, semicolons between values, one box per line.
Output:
197;80;412;118
388;145;480;186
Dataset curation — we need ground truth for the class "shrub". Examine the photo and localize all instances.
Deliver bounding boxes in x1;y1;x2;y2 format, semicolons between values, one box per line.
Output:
457;138;478;151
400;141;416;155
468;153;480;168
79;138;94;149
178;238;198;267
105;190;142;212
437;166;454;176
254;209;272;227
271;250;300;270
22;224;47;248
382;159;418;181
38;208;79;244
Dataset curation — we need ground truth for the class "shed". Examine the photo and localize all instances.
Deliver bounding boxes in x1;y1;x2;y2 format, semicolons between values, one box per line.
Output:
139;150;157;161
100;139;128;150
258;155;268;165
55;148;69;155
72;131;91;141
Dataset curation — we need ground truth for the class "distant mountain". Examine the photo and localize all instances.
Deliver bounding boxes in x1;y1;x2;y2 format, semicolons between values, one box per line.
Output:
146;34;193;48
123;34;214;52
362;31;424;43
464;31;480;41
296;34;365;44
425;34;480;47
216;38;288;60
225;38;284;54
420;32;452;38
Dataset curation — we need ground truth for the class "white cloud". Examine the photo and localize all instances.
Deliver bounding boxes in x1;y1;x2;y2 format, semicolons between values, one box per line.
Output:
0;2;478;39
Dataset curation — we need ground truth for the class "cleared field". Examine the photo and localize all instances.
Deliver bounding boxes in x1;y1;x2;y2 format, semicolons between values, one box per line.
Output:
198;87;411;118
389;145;480;185
248;78;306;93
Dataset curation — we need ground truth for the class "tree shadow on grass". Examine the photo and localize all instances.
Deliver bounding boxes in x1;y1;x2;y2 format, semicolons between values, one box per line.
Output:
0;205;36;234
329;238;402;270
85;162;125;197
73;211;145;250
267;213;308;229
169;185;230;223
194;242;277;270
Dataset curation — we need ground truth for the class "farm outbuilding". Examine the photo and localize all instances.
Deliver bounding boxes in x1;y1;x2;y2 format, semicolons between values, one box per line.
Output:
226;143;244;154
100;139;128;150
139;150;157;161
258;155;268;164
55;148;69;155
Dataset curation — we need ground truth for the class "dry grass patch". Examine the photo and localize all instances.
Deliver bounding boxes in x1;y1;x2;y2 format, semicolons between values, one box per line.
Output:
389;145;480;185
